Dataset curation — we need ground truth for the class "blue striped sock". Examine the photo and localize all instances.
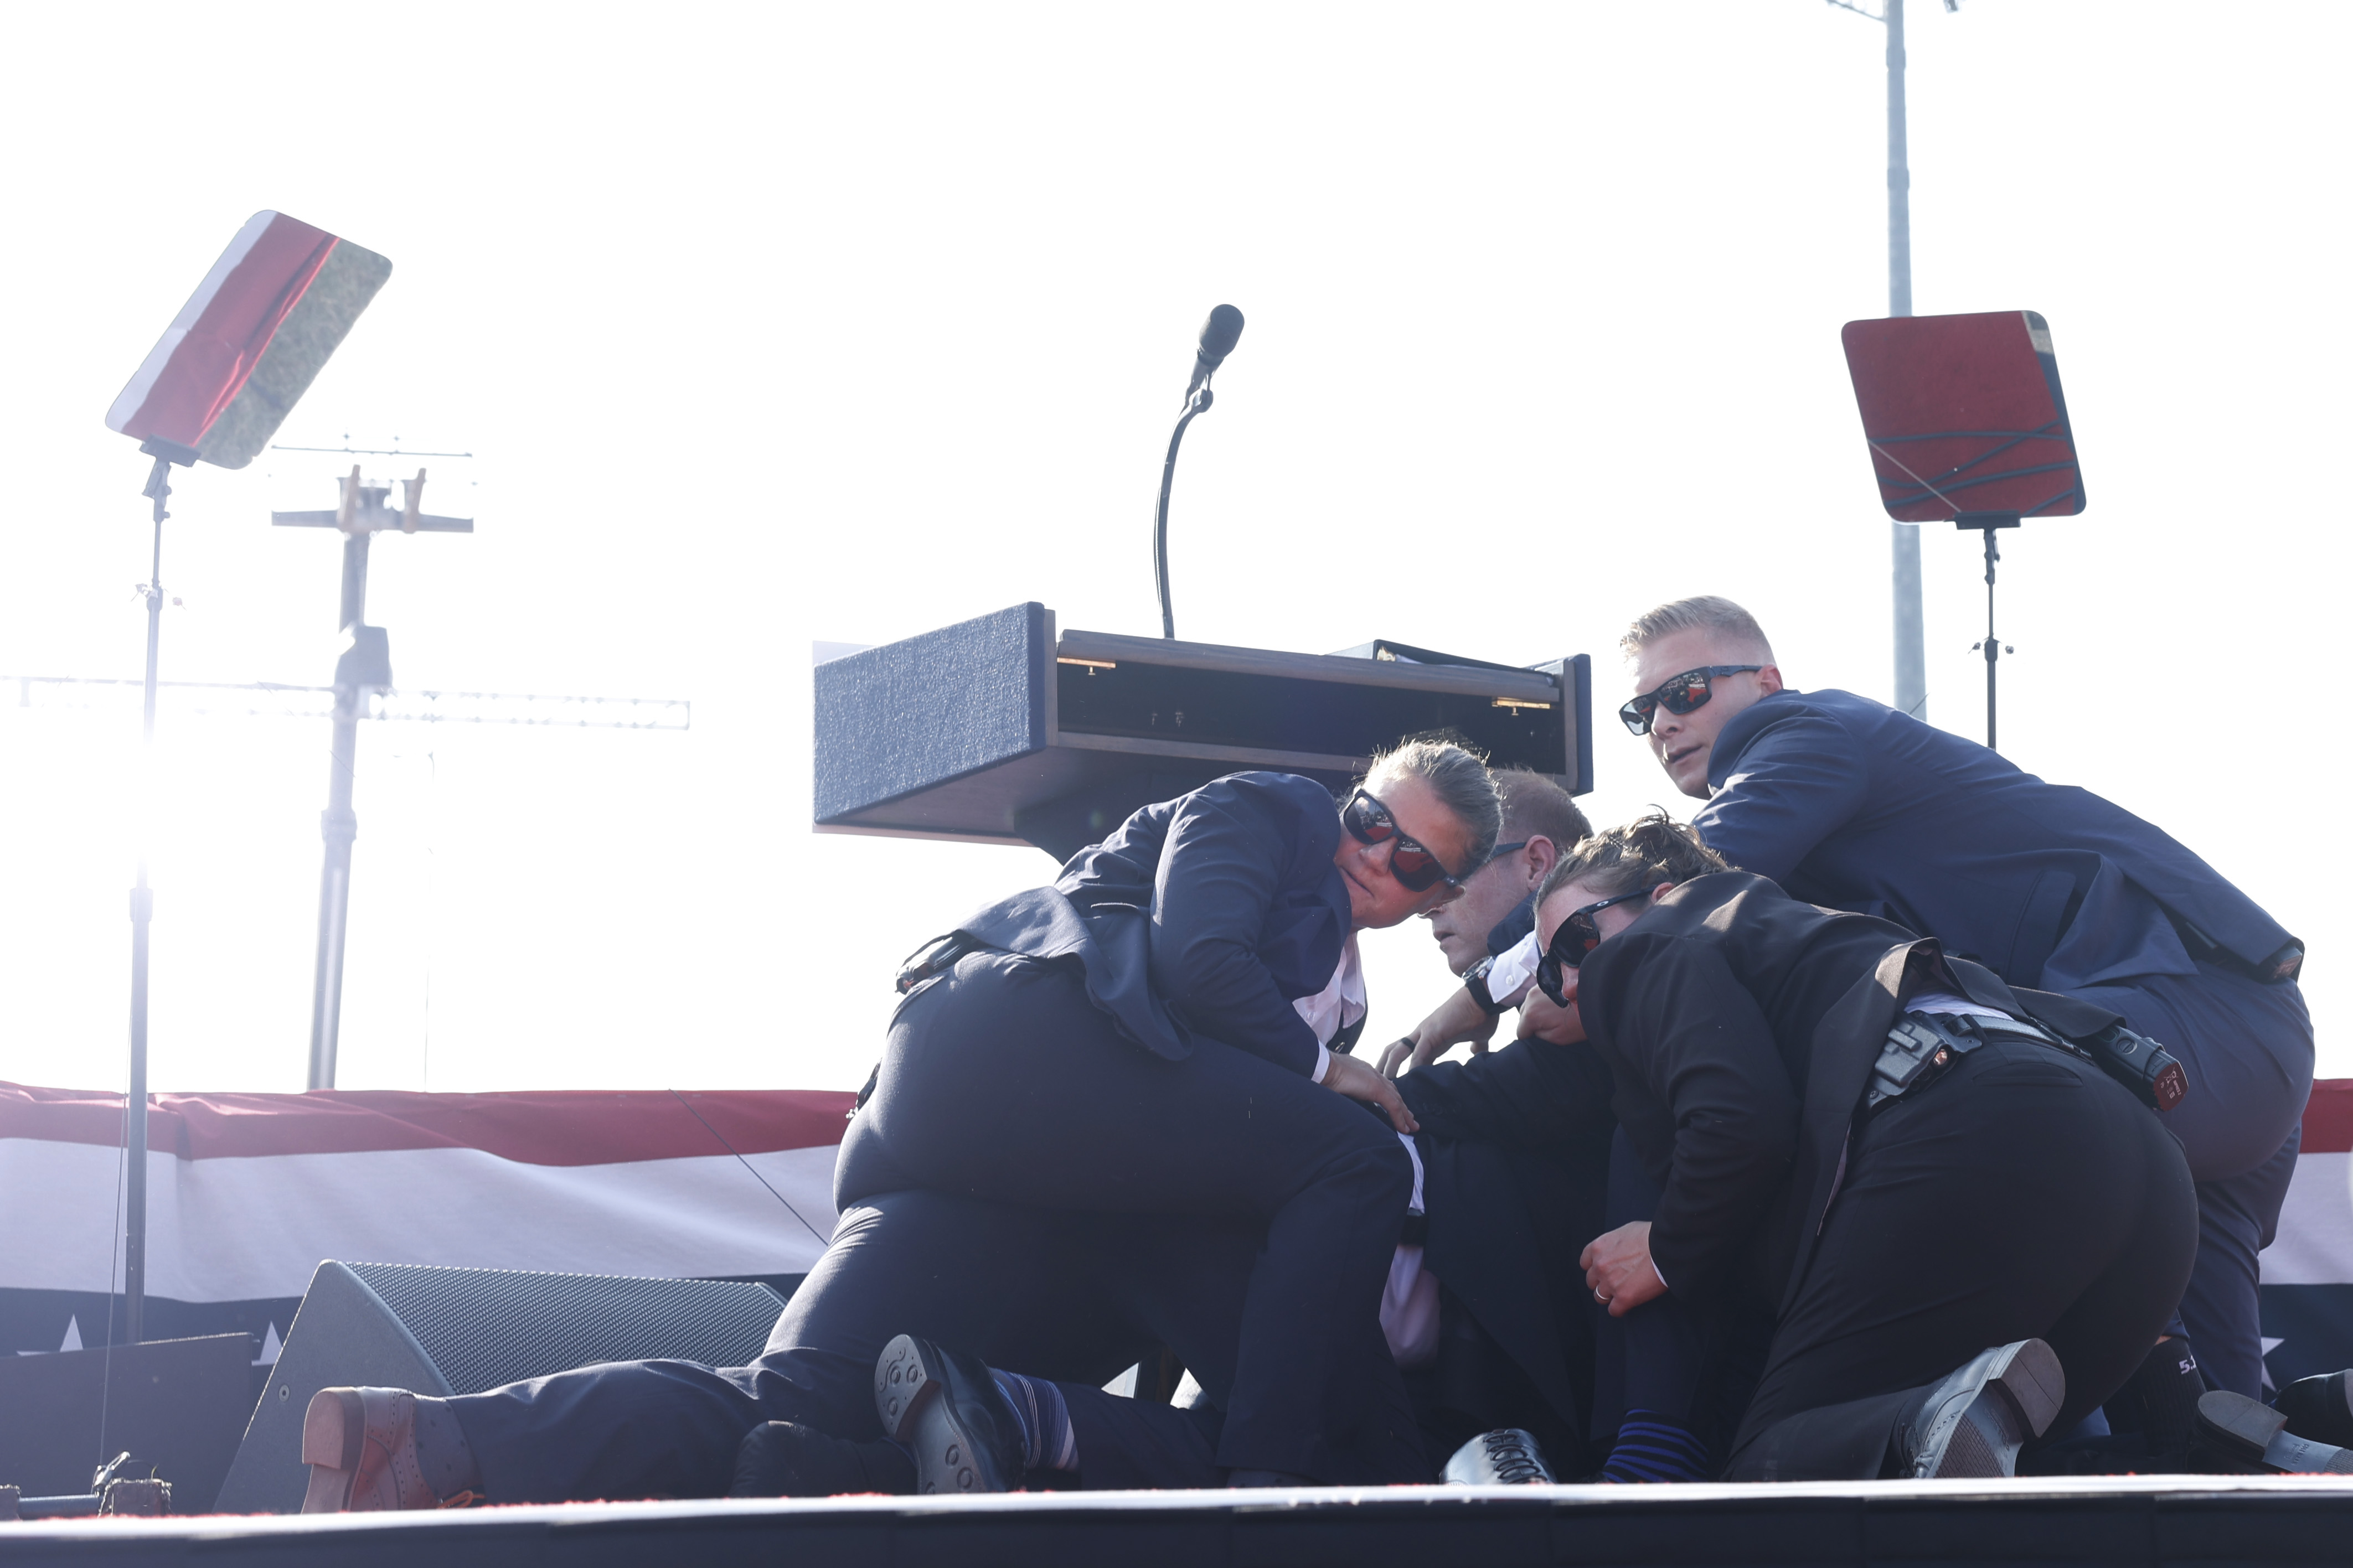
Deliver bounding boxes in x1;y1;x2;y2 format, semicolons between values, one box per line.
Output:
1601;1409;1711;1483
990;1369;1079;1472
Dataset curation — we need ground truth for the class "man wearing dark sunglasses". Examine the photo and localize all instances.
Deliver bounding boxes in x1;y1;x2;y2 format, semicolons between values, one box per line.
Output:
1617;594;2312;1421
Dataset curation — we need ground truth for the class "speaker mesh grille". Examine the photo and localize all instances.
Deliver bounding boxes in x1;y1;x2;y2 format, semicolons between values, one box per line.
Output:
345;1263;784;1394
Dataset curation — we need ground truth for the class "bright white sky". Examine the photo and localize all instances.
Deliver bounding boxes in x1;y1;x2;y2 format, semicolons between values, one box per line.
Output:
0;3;2342;1098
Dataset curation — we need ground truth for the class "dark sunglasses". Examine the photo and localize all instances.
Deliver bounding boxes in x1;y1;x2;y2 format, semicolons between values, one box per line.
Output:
1341;788;1465;894
1534;885;1665;1003
1618;665;1764;736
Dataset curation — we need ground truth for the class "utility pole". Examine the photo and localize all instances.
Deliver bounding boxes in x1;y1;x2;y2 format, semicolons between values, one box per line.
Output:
274;467;471;1089
1885;0;1927;721
1833;0;1944;721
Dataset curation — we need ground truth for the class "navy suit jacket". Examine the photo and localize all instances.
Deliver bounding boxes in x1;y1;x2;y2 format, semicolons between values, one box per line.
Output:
1695;688;2295;989
947;772;1350;1078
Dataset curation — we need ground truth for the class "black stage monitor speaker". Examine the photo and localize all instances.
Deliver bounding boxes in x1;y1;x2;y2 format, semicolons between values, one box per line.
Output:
216;1261;787;1514
0;1333;254;1512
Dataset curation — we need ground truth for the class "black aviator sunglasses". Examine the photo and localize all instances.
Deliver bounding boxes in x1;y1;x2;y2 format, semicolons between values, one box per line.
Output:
1535;885;1666;1004
1618;665;1764;736
1341;788;1467;895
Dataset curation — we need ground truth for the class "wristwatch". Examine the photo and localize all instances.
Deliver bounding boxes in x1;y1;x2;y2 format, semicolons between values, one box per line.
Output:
1464;956;1506;1018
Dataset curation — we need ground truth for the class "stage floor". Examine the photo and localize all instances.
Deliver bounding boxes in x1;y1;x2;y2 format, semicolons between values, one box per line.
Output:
7;1476;2353;1566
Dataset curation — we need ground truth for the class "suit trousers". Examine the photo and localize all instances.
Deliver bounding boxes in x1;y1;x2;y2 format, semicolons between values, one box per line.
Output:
448;1188;1408;1501
1724;1038;2199;1481
1590;1127;1770;1466
2067;962;2314;1398
833;950;1422;1482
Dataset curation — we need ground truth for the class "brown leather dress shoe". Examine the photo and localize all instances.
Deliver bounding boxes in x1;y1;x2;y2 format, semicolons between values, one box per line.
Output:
301;1388;457;1513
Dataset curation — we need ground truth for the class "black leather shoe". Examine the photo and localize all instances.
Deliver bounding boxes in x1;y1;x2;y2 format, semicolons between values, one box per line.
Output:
2197;1391;2353;1475
1443;1429;1557;1485
2273;1370;2353;1449
874;1334;1027;1495
1891;1340;2065;1479
730;1421;916;1497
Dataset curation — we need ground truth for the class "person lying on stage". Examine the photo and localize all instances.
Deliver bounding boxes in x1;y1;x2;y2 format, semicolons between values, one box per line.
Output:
1376;769;1615;1472
1393;594;2313;1439
1384;772;1742;1483
1520;811;2208;1478
295;749;1499;1510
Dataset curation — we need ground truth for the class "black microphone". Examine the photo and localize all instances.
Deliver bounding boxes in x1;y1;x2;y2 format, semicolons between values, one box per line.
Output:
1184;304;1246;397
1155;303;1246;639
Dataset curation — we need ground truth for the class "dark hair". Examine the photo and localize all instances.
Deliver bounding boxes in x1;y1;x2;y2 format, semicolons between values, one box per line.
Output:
1535;809;1728;909
1365;739;1503;875
1493;768;1591;852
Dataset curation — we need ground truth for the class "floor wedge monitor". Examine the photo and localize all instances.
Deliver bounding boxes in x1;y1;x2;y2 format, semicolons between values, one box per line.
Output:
216;1261;786;1514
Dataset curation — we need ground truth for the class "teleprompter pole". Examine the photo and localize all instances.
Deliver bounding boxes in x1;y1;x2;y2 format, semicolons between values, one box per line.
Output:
123;436;199;1341
1962;514;2019;752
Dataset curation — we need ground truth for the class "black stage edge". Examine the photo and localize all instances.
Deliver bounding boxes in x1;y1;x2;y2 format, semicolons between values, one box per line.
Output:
6;1478;2353;1566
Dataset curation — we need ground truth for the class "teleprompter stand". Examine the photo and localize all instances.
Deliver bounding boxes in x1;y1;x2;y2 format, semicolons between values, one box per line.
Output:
1959;511;2020;752
1840;311;2088;753
122;434;202;1343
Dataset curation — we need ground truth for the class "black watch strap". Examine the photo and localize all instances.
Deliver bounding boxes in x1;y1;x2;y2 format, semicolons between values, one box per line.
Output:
1465;957;1505;1018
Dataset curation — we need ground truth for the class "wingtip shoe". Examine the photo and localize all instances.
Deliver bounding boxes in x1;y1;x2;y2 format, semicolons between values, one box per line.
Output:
1894;1339;2066;1479
300;1388;457;1513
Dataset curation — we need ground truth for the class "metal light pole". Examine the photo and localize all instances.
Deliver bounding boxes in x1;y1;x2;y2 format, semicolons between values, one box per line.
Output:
1884;0;1927;721
274;467;472;1089
1834;0;1949;721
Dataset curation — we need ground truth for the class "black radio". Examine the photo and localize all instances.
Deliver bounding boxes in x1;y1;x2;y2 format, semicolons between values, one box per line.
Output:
2086;1023;2189;1112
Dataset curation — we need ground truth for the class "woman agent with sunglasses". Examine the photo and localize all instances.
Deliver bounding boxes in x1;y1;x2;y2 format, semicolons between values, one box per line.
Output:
834;744;1500;1487
1523;813;2200;1481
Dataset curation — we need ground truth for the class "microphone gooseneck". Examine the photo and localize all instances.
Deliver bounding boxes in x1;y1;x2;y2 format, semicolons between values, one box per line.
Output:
1157;304;1245;639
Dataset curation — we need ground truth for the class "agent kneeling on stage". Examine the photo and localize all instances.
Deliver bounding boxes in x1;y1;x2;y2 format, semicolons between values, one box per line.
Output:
294;748;1494;1510
1532;813;2202;1480
1401;596;2313;1431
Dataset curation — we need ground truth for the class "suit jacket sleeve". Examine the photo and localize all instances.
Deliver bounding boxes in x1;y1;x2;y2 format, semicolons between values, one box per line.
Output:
1691;704;1873;886
1149;779;1328;1077
1398;1038;1617;1151
1601;932;1803;1301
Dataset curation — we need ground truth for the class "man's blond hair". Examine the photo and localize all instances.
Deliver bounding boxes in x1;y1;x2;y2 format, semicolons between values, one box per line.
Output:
1619;596;1776;665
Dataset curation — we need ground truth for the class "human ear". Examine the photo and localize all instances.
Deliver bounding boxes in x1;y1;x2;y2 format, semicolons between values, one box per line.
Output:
1524;837;1557;888
1755;664;1783;696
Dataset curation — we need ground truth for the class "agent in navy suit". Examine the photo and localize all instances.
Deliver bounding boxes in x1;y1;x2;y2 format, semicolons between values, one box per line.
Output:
306;757;1499;1513
1616;596;2309;1403
837;754;1498;1484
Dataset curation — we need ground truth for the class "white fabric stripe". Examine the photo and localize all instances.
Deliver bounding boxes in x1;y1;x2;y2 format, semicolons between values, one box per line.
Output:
0;1137;839;1302
2261;1152;2353;1287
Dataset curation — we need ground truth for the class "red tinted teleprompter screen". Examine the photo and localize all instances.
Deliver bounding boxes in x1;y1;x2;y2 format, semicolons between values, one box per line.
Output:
105;211;391;470
1840;311;2085;522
